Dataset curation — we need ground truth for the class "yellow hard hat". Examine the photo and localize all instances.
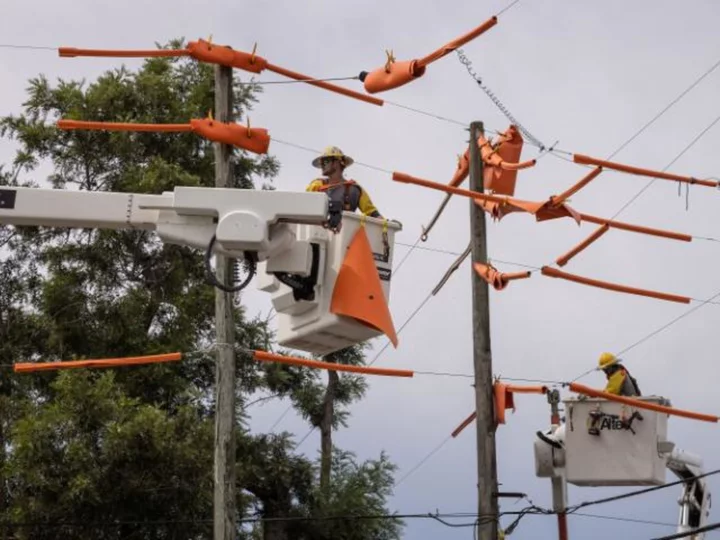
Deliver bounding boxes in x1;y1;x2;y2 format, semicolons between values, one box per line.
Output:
597;352;620;370
311;146;354;168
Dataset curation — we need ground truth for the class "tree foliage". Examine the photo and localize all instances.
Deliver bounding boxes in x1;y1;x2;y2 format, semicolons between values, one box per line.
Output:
0;39;401;540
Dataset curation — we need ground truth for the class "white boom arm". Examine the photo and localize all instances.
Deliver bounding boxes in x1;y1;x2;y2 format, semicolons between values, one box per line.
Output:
666;448;711;539
0;185;329;261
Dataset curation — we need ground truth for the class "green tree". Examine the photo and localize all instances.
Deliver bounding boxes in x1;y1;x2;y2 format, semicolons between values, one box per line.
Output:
0;39;402;540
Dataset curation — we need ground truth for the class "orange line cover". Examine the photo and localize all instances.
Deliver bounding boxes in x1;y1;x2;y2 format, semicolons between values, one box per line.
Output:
452;382;547;437
57;118;270;154
569;382;719;423
362;17;497;94
253;351;413;377
60;40;382;106
14;353;182;373
474;262;531;291
541;266;691;304
573;154;718;188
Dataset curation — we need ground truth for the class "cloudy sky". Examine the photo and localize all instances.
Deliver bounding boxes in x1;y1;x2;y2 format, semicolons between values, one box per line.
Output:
3;0;720;538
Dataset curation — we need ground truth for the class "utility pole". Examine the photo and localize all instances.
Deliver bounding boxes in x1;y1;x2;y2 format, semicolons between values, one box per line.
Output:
548;389;569;540
213;63;237;540
469;120;499;540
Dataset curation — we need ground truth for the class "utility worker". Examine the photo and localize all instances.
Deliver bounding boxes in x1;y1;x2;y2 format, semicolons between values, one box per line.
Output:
306;146;382;230
597;352;641;397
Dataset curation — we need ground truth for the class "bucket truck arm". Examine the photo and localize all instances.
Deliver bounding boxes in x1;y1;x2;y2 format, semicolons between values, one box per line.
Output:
0;185;402;355
0;185;332;291
666;448;711;539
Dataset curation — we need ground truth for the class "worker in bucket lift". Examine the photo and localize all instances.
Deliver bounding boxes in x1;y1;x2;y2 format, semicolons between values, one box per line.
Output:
597;352;641;397
306;146;382;231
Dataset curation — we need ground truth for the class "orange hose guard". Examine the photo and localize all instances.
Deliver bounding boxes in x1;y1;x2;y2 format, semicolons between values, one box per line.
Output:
14;352;182;373
452;382;547;436
550;167;603;205
556;224;610;267
573;154;719;188
59;41;381;106
569;382;719;423
480;127;536;196
57;118;270;154
541;266;691;304
578;213;692;242
330;226;398;347
361;17;497;94
474;262;531;291
253;350;413;377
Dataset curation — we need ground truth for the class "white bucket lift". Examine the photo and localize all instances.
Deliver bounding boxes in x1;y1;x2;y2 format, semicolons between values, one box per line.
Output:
534;394;712;538
257;212;401;355
561;395;670;486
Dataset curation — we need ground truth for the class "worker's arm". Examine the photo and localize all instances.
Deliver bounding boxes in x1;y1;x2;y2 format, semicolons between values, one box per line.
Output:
358;187;381;218
604;371;626;395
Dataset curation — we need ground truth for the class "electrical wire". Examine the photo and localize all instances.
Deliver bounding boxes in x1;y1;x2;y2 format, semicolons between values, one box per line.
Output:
652;522;720;540
566;469;720;514
394;436;453;487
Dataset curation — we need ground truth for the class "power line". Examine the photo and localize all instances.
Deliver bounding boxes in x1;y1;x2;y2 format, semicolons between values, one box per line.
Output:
652;521;720;540
610;112;720;220
0;44;55;50
394;436;453;487
566;469;720;514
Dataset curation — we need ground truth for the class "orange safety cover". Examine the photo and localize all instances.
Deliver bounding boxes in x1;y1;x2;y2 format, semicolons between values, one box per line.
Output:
14;353;182;373
494;382;515;425
480;127;535;196
59;47;186;59
573;154;718;188
474;262;531;291
57;119;192;133
330;227;398;347
253;350;413;377
555;224;610;267
416;17;498;68
362;60;426;94
186;39;268;73
189;119;270;154
569;383;719;423
449;149;470;188
541;266;691;304
476;197;582;225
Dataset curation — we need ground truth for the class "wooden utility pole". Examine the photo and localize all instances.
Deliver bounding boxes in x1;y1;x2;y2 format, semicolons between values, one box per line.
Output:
213;64;237;540
468;120;499;540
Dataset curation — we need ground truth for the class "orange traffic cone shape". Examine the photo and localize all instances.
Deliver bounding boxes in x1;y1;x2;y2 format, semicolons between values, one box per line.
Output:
330;226;398;347
189;119;270;154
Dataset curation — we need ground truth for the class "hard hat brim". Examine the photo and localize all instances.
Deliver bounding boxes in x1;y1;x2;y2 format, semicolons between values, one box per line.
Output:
312;155;354;168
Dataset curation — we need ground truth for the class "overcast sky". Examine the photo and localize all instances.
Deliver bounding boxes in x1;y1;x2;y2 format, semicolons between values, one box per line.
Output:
3;0;720;538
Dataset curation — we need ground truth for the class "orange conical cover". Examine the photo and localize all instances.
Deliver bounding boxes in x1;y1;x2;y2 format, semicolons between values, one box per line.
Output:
330;227;398;347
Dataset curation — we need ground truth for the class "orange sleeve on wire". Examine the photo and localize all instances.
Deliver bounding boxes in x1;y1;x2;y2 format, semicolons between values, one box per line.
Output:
452;411;477;438
392;171;509;205
474;262;531;291
59;47;188;58
569;382;719;423
579;213;692;242
253;350;413;378
573;154;718;188
505;384;548;394
57;119;192;132
551;167;603;205
416;16;498;68
266;63;384;106
555;224;610;267
13;353;182;373
186;40;268;73
541;266;691;304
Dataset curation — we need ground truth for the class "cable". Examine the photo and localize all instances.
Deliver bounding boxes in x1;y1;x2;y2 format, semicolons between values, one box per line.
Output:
0;44;55;50
652;522;720;540
566;469;720;514
610;112;720;220
569;512;676;528
394;436;453;487
368;293;432;366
